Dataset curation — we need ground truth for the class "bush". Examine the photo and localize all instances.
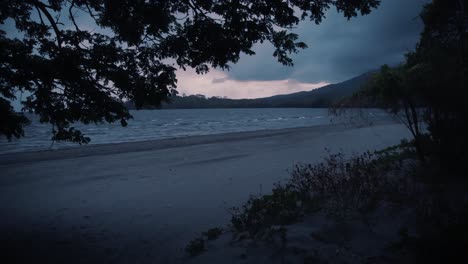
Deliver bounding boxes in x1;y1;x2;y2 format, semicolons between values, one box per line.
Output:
229;146;414;238
230;183;303;237
185;238;205;257
202;227;223;241
290;152;386;216
185;227;223;257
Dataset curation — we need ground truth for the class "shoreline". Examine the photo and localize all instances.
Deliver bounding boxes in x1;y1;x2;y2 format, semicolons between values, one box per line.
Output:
0;122;386;166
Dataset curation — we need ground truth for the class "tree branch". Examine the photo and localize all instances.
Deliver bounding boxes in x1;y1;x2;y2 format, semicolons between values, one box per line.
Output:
33;0;62;47
68;0;80;32
84;3;100;24
35;6;45;25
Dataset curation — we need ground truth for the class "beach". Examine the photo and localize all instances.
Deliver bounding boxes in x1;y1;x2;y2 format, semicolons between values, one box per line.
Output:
0;123;411;263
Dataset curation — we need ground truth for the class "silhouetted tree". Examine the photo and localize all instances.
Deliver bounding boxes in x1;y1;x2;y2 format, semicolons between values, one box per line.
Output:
334;0;468;169
0;0;380;143
408;0;468;168
346;64;427;163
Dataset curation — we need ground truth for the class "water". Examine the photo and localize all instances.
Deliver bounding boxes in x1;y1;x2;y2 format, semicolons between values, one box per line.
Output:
0;108;387;154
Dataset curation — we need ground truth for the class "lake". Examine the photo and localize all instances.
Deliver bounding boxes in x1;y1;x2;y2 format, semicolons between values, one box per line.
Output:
0;108;388;154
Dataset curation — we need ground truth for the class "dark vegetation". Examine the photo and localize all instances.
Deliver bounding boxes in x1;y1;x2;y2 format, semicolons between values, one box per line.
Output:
125;72;372;109
185;237;205;257
185;144;417;261
228;145;417;238
189;0;468;262
185;227;224;257
0;0;380;143
333;0;468;173
190;140;468;262
3;0;467;262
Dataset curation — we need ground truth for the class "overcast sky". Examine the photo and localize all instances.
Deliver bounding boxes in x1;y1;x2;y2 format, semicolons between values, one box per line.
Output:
177;0;429;99
6;0;430;106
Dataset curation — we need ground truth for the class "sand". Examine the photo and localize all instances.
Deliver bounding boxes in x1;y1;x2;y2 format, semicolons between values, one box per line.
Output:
0;123;411;263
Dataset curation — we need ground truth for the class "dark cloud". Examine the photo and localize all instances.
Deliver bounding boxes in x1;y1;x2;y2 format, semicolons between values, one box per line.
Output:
228;0;430;84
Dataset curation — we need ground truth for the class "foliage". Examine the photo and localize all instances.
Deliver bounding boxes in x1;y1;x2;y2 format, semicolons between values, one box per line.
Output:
290;151;401;217
202;227;223;241
411;0;468;170
229;148;412;238
185;237;205;257
334;65;428;163
196;142;467;261
0;97;30;140
185;227;223;257
333;0;468;171
230;183;303;237
0;0;380;143
374;139;417;162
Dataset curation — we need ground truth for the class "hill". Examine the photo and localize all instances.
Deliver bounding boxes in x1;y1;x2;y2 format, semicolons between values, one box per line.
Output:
126;71;373;109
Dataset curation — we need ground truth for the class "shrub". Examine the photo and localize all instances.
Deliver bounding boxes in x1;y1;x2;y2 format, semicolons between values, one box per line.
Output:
229;146;415;238
230;183;303;237
185;238;205;257
290;151;393;216
202;227;223;241
185;227;223;257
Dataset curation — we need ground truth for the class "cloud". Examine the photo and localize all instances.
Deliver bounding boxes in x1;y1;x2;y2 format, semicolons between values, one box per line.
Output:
211;77;229;84
226;0;430;84
176;69;328;99
5;0;430;103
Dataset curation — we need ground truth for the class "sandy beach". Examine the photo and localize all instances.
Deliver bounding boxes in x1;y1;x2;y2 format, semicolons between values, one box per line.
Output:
0;123;411;263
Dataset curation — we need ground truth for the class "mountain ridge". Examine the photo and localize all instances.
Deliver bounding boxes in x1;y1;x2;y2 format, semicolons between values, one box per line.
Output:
126;71;373;109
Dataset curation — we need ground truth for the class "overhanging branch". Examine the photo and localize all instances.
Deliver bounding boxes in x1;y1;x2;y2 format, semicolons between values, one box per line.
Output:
32;0;62;47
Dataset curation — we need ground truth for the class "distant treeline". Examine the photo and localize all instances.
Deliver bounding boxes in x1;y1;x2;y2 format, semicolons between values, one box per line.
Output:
125;72;373;109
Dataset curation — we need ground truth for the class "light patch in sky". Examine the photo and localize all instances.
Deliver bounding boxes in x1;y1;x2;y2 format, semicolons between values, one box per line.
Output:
176;69;329;99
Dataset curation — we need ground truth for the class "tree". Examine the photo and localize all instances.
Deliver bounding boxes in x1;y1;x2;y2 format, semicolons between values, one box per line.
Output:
409;0;468;167
334;0;468;169
0;0;380;143
353;64;428;163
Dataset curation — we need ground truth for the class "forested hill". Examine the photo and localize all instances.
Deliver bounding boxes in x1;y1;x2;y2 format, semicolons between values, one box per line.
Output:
126;71;373;109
